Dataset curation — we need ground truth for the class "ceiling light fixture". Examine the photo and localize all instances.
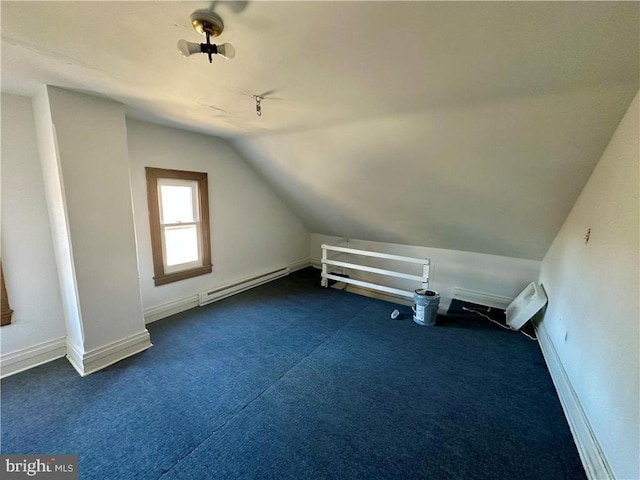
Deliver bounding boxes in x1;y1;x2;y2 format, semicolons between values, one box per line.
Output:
177;10;236;63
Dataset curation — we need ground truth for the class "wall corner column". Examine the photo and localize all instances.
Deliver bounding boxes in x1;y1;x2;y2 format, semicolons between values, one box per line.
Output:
32;86;151;376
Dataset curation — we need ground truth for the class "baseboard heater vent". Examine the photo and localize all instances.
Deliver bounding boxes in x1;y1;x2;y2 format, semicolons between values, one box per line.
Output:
198;267;290;307
453;287;513;310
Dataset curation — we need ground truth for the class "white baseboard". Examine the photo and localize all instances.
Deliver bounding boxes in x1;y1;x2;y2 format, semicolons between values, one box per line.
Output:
453;287;513;310
66;330;152;377
289;258;311;272
144;295;199;324
0;337;67;378
536;322;614;480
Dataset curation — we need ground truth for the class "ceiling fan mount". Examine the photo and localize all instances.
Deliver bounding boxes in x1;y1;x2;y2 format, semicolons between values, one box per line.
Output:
190;10;224;38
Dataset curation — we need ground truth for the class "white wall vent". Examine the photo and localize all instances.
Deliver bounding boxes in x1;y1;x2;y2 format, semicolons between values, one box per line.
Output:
198;267;290;307
506;282;548;330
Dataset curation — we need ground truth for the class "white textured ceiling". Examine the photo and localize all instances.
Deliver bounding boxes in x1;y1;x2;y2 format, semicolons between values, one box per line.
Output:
2;1;638;259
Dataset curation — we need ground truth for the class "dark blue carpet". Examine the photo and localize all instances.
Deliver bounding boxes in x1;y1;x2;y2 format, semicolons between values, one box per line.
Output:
1;268;586;479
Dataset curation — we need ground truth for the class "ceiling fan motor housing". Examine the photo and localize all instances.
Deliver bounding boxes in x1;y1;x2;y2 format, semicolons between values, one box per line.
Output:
190;10;224;37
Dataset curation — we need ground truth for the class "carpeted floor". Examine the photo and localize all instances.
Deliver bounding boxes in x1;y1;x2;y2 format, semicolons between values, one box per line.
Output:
1;268;586;479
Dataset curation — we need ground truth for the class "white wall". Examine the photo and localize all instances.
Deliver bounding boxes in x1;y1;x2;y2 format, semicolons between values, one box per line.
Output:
0;94;66;355
0;91;309;372
126;119;310;313
311;234;540;311
38;87;149;357
31;88;85;353
539;92;639;480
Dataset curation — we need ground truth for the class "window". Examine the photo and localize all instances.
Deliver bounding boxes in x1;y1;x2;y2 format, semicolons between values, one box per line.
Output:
145;167;212;286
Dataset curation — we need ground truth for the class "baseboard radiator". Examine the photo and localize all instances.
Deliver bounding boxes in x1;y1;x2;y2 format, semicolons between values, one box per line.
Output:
453;287;513;310
320;243;430;299
198;267;290;307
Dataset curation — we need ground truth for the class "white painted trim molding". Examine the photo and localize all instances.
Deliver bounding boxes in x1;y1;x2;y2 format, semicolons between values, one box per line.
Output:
144;295;199;324
0;337;67;378
536;322;614;480
66;330;152;377
289;258;311;272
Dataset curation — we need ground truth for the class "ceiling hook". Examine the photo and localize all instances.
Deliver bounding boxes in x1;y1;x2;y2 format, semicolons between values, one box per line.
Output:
254;95;263;117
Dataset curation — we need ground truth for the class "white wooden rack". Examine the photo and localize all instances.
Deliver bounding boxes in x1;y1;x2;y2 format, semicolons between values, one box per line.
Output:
320;243;430;299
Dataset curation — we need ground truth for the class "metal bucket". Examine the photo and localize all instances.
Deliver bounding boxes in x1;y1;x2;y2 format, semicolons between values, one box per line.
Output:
413;289;440;326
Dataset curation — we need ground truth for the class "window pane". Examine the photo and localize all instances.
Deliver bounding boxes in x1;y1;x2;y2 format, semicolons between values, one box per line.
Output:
164;225;199;266
160;184;196;224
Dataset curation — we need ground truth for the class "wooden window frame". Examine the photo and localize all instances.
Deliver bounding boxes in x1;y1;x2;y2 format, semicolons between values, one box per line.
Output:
1;261;13;326
145;167;212;286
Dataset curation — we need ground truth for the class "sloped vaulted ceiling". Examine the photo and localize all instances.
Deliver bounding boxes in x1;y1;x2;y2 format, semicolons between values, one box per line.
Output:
2;1;638;260
229;2;639;260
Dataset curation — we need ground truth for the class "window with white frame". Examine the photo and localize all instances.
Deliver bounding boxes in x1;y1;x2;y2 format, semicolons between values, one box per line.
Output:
145;167;212;286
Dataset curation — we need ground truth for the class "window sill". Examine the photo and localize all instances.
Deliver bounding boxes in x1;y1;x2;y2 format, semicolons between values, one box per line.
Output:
153;264;212;286
1;310;13;326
